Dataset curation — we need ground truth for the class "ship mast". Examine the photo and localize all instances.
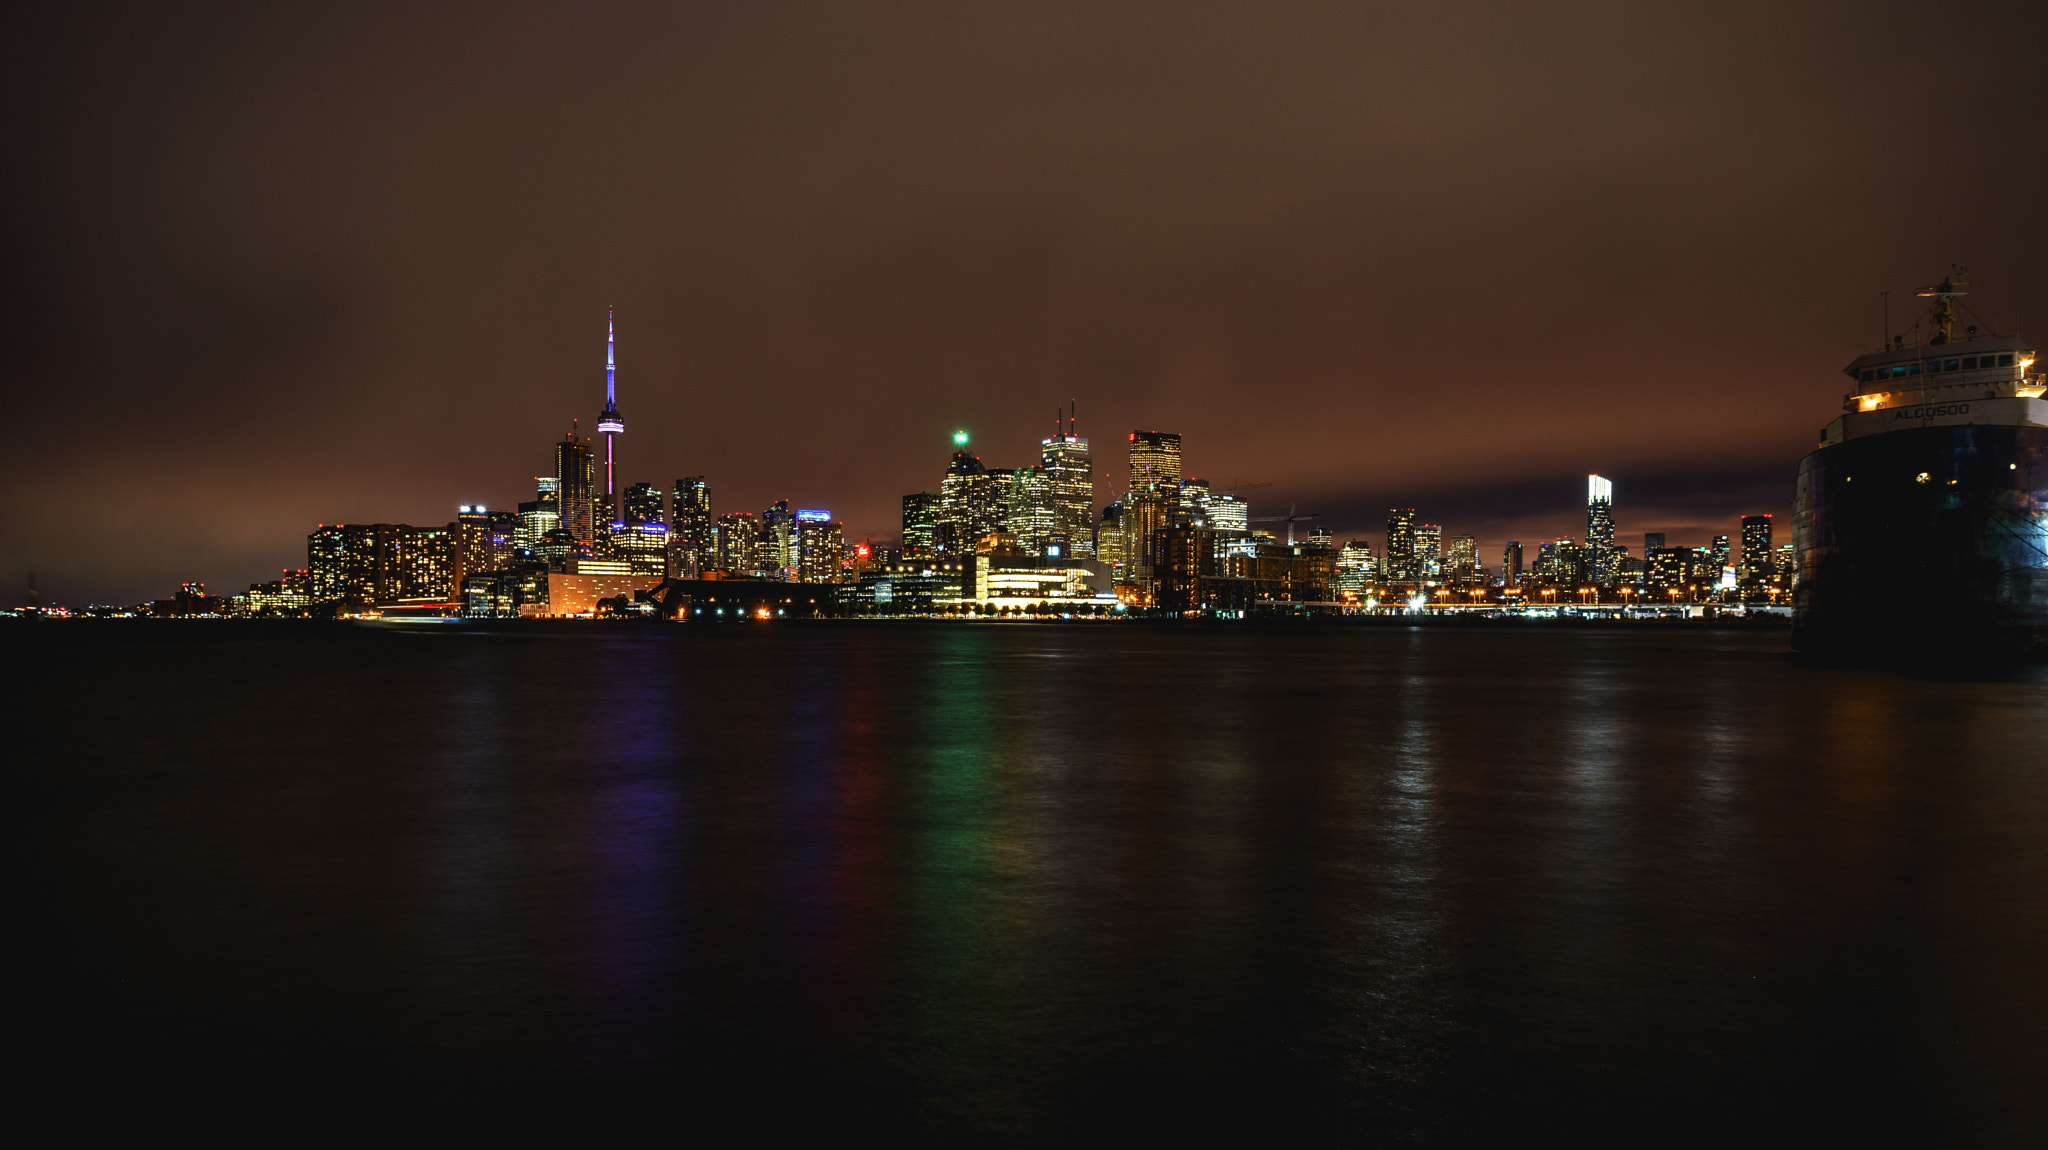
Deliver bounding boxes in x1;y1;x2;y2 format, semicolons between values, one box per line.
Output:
1915;271;1969;345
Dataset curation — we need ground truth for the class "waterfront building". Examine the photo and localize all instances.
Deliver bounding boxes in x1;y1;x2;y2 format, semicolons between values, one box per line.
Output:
555;428;596;547
1004;466;1057;556
1095;501;1128;579
938;438;1002;555
1386;508;1418;583
1041;409;1095;557
1335;541;1375;593
673;477;713;573
1740;515;1775;590
516;477;561;552
1447;533;1479;585
1415;524;1443;579
1125;431;1183;587
452;506;496;593
716;512;760;573
1587;474;1616;584
902;491;940;558
797;511;848;583
762;500;798;578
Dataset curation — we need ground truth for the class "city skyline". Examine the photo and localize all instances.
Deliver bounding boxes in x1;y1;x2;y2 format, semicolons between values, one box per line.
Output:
6;3;2042;605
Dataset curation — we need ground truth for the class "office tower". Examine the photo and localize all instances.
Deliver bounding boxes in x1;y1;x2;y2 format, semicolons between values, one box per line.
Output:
1040;405;1094;556
1127;431;1182;496
1096;501;1128;578
1587;474;1616;584
517;477;561;553
1710;535;1731;573
716;512;759;572
762;500;798;578
1207;494;1248;533
1448;533;1478;585
556;428;595;546
1415;524;1443;579
797;511;847;583
1336;541;1375;593
1305;525;1334;552
1386;509;1418;582
625;481;664;527
1740;515;1775;588
595;310;626;527
1647;543;1684;588
613;490;669;577
1125;431;1183;585
452;506;495;594
1501;541;1524;587
901;491;940;559
938;436;1001;554
1643;532;1666;554
1004;466;1056;555
1179;478;1212;523
673;477;713;571
486;510;517;569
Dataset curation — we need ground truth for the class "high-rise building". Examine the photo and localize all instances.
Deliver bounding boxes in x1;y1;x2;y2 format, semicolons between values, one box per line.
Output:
1040;407;1094;557
1415;524;1443;580
1587;474;1616;584
517;477;561;553
1004;466;1056;555
938;435;1002;554
1709;534;1731;573
762;500;798;578
1127;431;1182;497
1740;515;1775;589
1336;541;1376;593
308;523;454;604
901;491;940;559
452;506;496;592
1501;541;1524;587
1096;501;1128;578
673;477;713;573
1124;431;1183;587
1643;532;1666;554
556;428;596;547
624;481;664;527
716;512;760;573
797;511;847;583
595;310;626;528
1178;478;1212;523
1447;533;1478;585
1386;509;1418;583
1207;494;1248;534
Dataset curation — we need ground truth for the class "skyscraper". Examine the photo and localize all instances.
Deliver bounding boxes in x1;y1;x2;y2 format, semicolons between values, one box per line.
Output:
762;500;798;578
1004;466;1056;555
595;310;625;527
672;477;713;573
797;510;847;583
1587;474;1616;585
1447;533;1478;585
625;481;663;526
1336;541;1376;593
1740;515;1775;590
937;434;1001;555
555;427;595;547
1040;405;1094;557
1386;509;1418;583
901;491;940;559
1415;524;1443;579
1125;431;1182;586
1502;541;1524;587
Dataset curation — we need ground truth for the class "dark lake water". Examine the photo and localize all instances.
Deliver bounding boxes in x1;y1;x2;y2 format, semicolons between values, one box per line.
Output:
16;622;2048;1138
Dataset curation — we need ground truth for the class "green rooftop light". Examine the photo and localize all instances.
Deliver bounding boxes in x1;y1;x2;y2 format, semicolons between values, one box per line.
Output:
953;430;970;447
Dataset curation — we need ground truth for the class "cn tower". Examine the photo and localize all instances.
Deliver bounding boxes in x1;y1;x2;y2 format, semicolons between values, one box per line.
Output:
595;308;625;528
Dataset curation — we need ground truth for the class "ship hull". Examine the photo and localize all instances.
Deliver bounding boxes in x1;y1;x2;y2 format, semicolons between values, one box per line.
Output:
1793;425;2048;661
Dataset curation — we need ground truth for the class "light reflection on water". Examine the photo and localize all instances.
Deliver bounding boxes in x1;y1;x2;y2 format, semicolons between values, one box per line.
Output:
19;623;2048;1139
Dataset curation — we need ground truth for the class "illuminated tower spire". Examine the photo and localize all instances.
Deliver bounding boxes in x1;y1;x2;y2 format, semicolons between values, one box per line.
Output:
596;308;625;525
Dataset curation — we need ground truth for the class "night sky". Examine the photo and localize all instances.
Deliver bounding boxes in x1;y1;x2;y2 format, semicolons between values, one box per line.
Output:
6;2;2044;605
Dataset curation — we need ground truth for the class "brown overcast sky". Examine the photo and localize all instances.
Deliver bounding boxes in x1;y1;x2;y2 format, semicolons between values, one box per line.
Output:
4;1;2045;604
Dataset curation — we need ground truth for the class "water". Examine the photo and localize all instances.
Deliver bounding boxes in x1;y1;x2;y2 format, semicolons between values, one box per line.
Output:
17;622;2048;1138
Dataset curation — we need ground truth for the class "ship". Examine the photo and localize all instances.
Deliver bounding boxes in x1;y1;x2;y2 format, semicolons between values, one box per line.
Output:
1792;274;2048;661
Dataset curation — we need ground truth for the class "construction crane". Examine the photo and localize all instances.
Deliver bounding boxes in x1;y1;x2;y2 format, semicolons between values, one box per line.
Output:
1250;503;1318;546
